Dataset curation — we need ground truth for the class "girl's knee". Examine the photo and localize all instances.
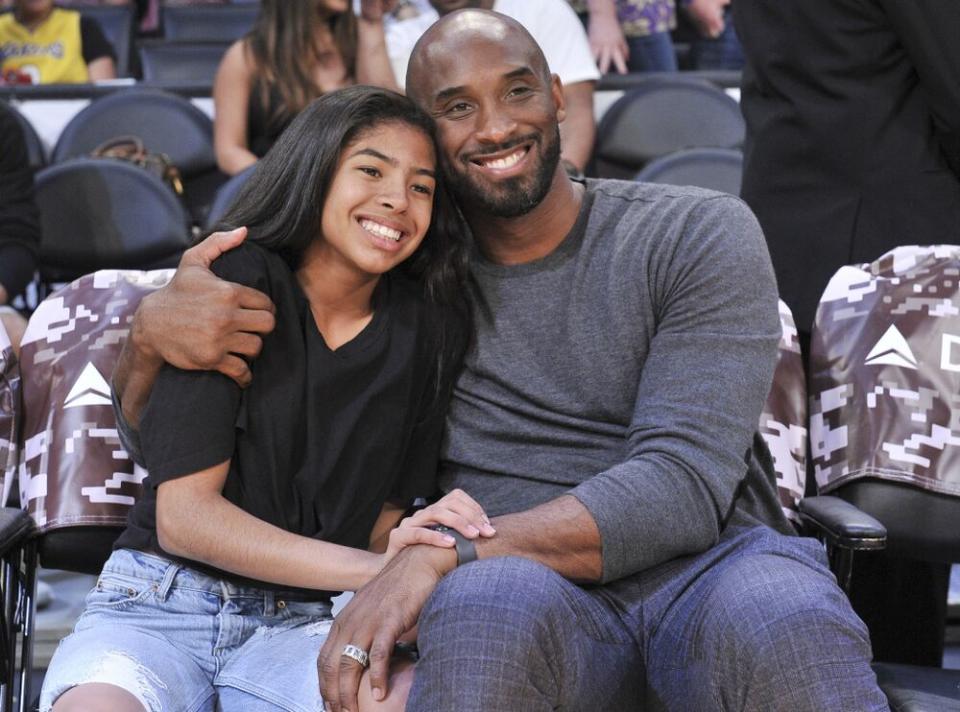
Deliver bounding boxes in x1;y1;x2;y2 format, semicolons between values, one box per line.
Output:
358;658;415;712
52;683;146;712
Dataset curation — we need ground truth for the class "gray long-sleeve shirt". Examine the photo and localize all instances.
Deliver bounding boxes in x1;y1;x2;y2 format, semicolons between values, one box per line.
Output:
439;179;792;583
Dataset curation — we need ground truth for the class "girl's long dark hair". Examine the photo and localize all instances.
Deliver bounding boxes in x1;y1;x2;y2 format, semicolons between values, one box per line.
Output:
246;0;357;130
214;86;473;406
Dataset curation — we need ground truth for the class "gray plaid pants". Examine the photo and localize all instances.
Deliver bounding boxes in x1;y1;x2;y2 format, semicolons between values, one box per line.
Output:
407;525;889;711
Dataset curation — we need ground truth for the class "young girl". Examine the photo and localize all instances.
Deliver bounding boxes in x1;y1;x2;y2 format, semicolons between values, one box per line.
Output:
40;86;489;712
213;0;398;175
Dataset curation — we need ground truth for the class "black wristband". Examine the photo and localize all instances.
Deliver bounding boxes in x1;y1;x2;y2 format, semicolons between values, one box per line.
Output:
429;525;478;567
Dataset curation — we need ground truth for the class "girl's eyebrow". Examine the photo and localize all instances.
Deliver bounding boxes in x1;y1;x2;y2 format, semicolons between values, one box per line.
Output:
349;147;436;178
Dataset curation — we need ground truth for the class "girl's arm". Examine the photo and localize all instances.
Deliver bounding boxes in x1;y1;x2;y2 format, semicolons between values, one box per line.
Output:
156;458;461;591
355;0;400;92
213;40;259;176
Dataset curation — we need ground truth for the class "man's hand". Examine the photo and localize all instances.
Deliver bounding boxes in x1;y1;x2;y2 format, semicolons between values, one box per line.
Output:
684;0;729;39
318;545;456;711
131;227;276;388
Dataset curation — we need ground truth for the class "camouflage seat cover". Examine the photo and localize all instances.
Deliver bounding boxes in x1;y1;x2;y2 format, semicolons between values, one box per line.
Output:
759;300;807;522
0;319;20;508
17;270;172;532
811;245;960;498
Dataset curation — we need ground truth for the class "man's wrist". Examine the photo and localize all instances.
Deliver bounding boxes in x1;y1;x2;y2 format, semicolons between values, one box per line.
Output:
410;541;458;578
129;302;163;368
429;525;478;567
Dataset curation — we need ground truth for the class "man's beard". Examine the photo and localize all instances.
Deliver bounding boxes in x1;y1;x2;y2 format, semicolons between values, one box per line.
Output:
444;127;561;219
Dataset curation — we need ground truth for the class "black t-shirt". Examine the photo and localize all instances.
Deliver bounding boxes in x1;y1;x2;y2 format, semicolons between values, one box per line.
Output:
115;242;450;590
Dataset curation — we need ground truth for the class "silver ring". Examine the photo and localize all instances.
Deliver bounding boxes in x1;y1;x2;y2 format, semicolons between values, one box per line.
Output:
341;643;370;668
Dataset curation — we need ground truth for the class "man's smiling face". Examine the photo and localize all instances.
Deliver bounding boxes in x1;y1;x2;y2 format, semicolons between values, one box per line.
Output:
408;12;566;218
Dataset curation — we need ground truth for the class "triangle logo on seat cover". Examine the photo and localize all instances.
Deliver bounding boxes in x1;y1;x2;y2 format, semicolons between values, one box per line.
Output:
863;325;918;370
64;362;113;408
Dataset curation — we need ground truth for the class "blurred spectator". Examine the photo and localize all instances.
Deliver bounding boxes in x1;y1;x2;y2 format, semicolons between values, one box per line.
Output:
0;0;117;83
213;0;397;176
0;103;40;355
673;0;742;70
570;0;677;73
737;0;960;667
385;0;599;173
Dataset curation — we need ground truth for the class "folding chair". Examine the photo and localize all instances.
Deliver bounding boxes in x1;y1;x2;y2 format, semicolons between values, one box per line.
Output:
592;75;745;180
161;4;258;42
34;158;191;290
51;88;225;224
809;244;960;710
9;269;173;710
634;147;743;196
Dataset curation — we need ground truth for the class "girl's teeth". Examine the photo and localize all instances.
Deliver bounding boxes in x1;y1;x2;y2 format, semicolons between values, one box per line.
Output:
361;220;401;241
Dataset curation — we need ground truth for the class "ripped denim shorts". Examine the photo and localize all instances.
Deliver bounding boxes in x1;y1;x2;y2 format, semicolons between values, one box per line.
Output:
40;548;334;712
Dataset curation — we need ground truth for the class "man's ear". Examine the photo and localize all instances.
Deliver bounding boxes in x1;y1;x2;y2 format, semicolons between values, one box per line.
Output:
551;74;567;123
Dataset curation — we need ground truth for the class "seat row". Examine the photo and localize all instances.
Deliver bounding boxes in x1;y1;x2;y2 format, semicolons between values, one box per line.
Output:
58;3;258;79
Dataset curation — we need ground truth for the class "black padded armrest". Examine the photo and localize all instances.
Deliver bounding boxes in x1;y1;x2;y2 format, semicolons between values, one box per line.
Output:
0;507;34;554
798;495;887;551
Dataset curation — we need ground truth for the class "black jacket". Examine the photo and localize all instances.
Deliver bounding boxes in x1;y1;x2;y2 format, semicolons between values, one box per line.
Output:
735;0;960;332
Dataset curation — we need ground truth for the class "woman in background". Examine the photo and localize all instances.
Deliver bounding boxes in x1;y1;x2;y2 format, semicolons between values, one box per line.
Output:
214;0;398;175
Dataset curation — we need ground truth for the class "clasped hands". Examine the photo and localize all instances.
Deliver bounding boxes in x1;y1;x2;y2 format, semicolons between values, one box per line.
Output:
319;489;496;712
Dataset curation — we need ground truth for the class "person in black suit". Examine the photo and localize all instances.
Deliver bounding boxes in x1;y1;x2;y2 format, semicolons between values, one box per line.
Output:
735;0;960;668
735;0;960;347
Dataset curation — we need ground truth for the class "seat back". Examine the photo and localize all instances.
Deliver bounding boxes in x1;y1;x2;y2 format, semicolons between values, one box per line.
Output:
161;4;258;42
3;101;46;170
593;76;744;180
34;158;191;285
138;41;231;84
634;147;743;196
204;164;255;230
18;270;173;572
68;4;136;78
0;323;19;509
759;300;807;523
810;244;960;561
52;88;216;178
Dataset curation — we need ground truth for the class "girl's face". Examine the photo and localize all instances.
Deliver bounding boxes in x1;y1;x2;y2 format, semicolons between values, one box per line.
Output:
318;121;437;279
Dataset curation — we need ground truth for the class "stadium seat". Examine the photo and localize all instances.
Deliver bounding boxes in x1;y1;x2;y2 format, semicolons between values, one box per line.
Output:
67;4;136;78
161;4;258;42
2;102;45;170
810;244;960;711
592;76;745;180
0;319;36;712
33;158;191;287
634;147;743;196
138;41;230;84
204;164;255;230
5;269;172;711
51;88;224;223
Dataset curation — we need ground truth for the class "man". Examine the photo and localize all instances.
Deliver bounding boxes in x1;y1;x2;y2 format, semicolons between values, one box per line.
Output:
114;10;887;711
384;0;599;174
736;0;960;670
0;102;40;355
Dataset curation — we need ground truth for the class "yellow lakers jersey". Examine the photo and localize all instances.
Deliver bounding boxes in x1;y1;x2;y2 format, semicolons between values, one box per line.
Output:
0;8;89;84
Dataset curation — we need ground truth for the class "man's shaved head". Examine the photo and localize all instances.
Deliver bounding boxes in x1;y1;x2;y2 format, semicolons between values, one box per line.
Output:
406;9;552;106
403;9;566;219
